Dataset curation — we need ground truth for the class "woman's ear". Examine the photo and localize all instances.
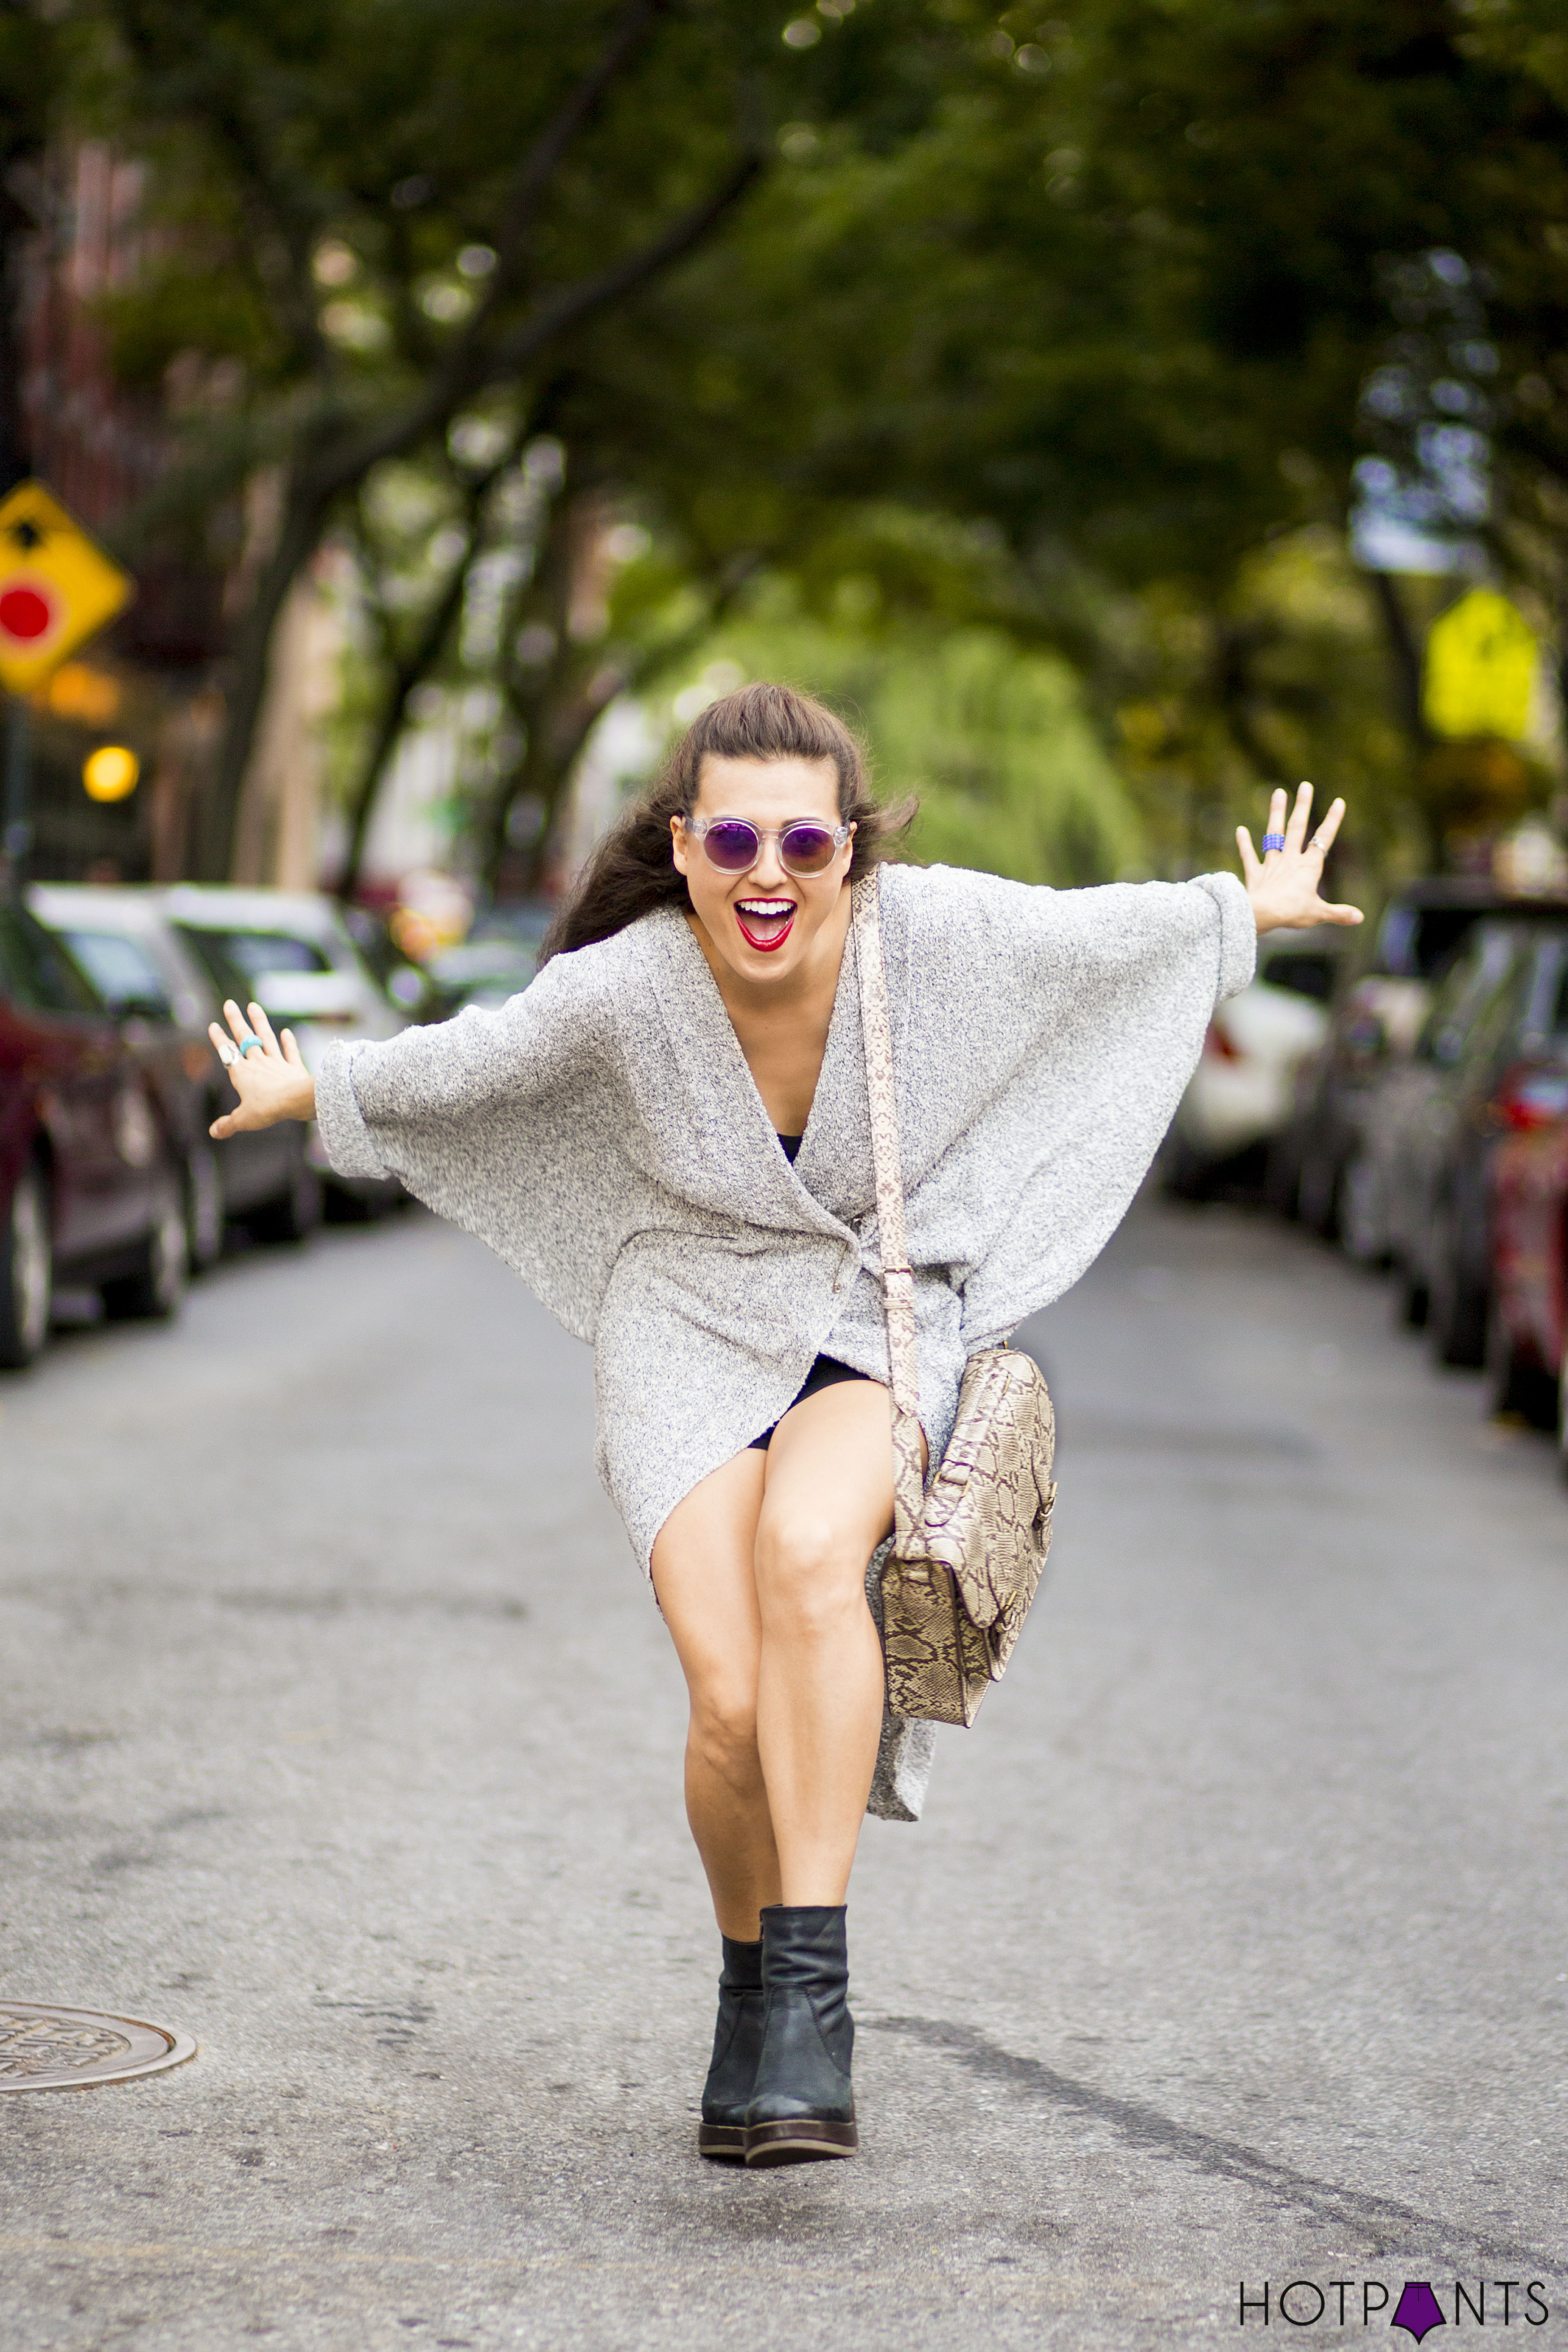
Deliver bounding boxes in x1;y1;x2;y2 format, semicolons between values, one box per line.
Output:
670;814;690;877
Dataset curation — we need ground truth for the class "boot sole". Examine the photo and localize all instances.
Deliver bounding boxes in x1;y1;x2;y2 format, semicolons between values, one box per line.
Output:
744;2119;859;2167
697;2122;749;2161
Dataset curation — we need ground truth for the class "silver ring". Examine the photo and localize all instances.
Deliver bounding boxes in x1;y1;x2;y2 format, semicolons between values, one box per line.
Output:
216;1039;239;1067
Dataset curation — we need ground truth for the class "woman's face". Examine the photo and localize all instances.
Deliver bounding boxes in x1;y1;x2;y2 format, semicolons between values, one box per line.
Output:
671;753;854;984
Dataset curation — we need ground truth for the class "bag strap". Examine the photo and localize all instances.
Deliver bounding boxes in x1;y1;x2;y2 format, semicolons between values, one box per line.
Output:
852;873;925;1551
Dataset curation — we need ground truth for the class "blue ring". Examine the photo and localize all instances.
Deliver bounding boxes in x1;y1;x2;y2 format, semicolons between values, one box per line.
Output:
1261;832;1286;852
239;1035;264;1057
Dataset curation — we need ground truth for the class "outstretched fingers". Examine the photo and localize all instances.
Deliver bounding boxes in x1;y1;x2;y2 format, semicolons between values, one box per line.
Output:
1284;779;1314;853
245;1000;283;1057
1310;796;1346;858
1264;787;1288;852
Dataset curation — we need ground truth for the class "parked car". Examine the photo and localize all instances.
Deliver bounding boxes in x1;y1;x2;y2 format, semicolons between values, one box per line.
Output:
157;887;408;1218
1276;881;1568;1248
1482;1020;1568;1437
0;895;186;1366
1163;926;1348;1197
421;905;552;1017
1372;915;1568;1366
339;902;434;1017
30;884;321;1258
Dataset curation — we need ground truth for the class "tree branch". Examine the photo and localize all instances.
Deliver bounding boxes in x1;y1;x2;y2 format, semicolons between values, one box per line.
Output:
107;0;330;376
490;0;670;279
1366;568;1430;751
337;426;530;898
316;153;763;501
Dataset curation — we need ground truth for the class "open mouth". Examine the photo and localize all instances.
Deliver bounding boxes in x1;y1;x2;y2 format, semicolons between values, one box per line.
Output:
734;897;797;953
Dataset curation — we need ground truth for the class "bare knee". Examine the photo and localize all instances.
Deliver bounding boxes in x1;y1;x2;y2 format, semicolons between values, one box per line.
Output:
754;1513;864;1642
688;1679;763;1794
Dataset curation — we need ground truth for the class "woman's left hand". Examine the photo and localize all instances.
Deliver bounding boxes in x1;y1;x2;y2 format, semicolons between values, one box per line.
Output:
1237;782;1364;936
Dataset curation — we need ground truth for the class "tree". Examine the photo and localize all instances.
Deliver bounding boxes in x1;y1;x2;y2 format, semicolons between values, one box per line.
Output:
75;0;1568;889
84;0;797;874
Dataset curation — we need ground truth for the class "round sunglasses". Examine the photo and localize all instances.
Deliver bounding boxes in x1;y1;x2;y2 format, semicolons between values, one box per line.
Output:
682;815;853;879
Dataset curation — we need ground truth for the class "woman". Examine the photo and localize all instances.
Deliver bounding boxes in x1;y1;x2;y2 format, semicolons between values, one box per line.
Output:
210;683;1359;2169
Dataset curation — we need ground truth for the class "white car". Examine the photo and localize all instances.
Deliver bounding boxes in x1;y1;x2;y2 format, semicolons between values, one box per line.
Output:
1165;929;1346;1194
156;887;408;1216
29;883;324;1259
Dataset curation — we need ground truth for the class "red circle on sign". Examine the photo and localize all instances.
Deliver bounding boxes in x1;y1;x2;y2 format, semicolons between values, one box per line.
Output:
0;583;55;643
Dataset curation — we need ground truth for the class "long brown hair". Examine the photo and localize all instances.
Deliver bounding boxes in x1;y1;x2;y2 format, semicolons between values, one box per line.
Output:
539;682;915;963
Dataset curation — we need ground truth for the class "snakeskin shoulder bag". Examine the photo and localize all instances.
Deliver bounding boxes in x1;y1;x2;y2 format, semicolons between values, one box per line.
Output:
854;872;1057;1728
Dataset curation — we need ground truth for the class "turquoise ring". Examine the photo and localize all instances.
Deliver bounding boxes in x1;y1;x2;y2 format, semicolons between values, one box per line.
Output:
239;1034;264;1056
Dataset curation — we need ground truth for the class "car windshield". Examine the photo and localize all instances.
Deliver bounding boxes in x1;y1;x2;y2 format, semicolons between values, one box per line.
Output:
1260;949;1335;1004
0;904;102;1016
175;925;330;995
59;929;174;1019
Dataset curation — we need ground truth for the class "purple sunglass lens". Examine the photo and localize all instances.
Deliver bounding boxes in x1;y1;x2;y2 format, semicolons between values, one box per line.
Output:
704;821;762;870
779;825;838;873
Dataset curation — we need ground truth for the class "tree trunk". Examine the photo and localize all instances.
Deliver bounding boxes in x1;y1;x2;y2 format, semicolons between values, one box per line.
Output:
1367;568;1430;752
336;548;472;900
488;677;622;898
199;470;330;879
1212;615;1292;785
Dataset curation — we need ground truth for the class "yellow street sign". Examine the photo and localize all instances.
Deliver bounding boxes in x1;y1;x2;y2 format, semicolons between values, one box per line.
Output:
1423;587;1538;743
0;482;133;696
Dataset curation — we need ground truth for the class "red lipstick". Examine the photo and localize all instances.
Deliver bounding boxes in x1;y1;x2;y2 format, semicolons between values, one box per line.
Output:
734;900;797;953
738;903;799;950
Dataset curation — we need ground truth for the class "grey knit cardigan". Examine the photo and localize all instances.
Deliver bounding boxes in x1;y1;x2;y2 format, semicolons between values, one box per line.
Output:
314;861;1255;1816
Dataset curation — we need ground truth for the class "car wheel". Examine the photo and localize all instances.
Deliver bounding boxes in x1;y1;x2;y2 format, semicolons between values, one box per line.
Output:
185;1140;224;1269
1160;1135;1212;1202
1291;1155;1322;1234
248;1154;323;1246
1394;1257;1429;1328
1340;1152;1386;1267
102;1168;188;1322
1264;1139;1302;1222
0;1161;53;1369
1427;1202;1487;1369
1485;1295;1558;1427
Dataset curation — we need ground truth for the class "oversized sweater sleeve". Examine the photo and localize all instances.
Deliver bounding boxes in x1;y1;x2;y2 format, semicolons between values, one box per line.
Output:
878;864;1258;1343
976;866;1255;1008
313;943;609;1182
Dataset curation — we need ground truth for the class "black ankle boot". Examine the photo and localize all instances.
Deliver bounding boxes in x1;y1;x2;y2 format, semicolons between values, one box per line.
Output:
697;1935;765;2160
745;1904;858;2166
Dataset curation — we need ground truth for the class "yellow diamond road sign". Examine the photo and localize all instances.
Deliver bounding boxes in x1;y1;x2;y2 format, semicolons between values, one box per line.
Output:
0;481;133;696
1422;587;1538;744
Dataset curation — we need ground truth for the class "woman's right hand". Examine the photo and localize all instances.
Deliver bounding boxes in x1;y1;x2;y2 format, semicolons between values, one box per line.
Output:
208;1000;317;1137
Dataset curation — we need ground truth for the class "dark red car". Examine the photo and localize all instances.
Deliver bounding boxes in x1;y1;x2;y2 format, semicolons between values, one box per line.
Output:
0;896;185;1367
1487;1046;1568;1462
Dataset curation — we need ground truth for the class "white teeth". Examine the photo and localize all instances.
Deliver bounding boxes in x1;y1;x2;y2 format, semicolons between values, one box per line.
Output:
738;899;793;915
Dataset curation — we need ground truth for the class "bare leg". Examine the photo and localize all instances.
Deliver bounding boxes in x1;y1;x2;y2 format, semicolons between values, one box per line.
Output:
652;1447;780;1940
753;1381;906;1905
651;1381;923;1933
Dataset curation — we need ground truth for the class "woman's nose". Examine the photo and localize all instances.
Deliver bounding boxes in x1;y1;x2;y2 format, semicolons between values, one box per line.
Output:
749;835;787;887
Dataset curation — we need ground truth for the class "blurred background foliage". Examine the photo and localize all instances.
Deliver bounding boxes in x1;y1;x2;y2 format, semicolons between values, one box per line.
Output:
11;0;1568;895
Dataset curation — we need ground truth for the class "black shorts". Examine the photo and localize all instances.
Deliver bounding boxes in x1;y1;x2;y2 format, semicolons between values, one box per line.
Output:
747;1355;877;1450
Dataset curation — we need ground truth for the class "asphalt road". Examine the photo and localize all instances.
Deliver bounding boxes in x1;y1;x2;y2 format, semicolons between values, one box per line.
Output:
3;1192;1566;2351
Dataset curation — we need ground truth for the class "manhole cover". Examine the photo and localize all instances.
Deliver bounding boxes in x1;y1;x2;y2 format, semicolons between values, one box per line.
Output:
0;2004;196;2092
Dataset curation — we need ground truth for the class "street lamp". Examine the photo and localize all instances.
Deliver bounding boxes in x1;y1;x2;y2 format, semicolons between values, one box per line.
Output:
82;744;139;803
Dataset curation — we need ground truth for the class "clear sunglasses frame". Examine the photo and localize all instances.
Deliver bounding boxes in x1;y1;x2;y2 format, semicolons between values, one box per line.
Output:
680;815;854;878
